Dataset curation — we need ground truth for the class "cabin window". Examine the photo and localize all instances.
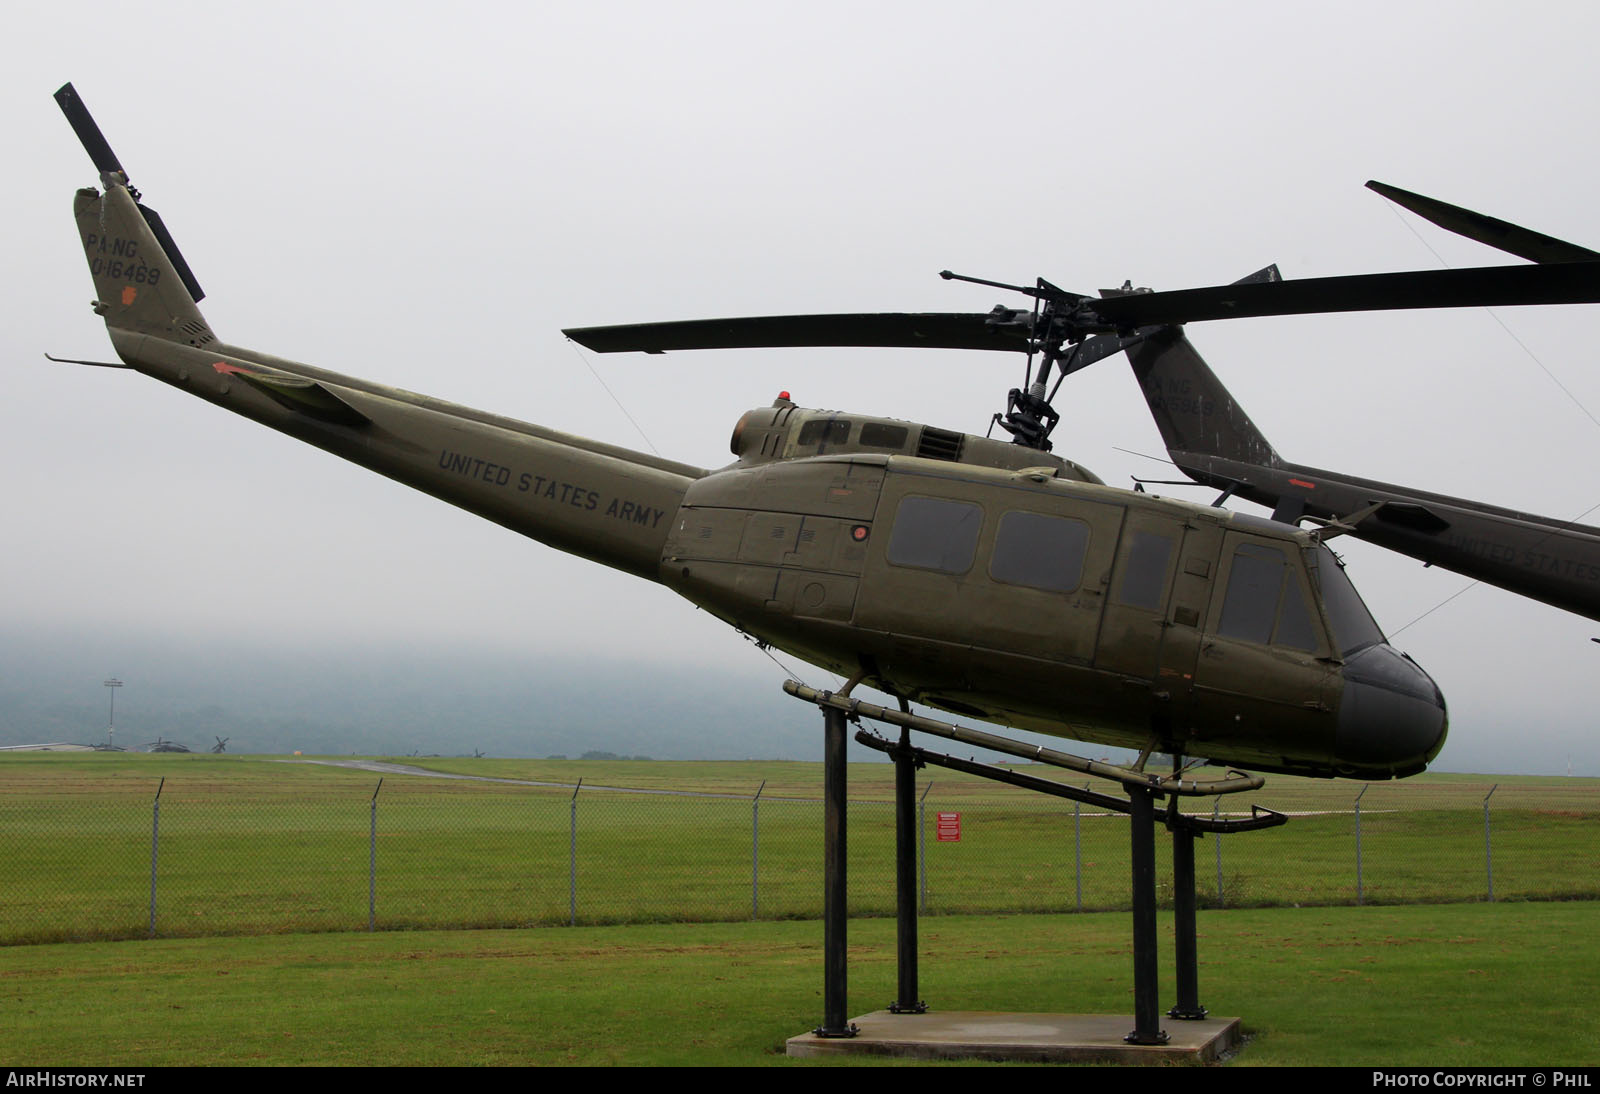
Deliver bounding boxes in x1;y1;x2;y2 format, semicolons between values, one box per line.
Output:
887;496;983;574
989;511;1089;592
859;422;908;449
1276;578;1318;651
1116;531;1173;610
1218;542;1317;651
1309;545;1385;656
797;418;851;446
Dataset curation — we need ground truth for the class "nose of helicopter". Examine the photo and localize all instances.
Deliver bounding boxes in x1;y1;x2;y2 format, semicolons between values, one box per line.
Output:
1334;644;1448;777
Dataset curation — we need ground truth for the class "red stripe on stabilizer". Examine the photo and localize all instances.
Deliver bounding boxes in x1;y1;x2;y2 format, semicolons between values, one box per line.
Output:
1288;478;1315;490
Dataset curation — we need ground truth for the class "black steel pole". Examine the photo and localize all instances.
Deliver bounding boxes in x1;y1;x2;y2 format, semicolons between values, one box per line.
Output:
1169;821;1206;1019
817;704;855;1037
1126;786;1168;1045
891;726;925;1013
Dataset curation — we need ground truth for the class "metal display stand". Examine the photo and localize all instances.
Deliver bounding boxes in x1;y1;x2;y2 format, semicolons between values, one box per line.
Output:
786;680;1285;1047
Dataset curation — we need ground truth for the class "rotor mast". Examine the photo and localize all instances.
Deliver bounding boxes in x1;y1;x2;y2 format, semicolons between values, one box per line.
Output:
940;270;1141;452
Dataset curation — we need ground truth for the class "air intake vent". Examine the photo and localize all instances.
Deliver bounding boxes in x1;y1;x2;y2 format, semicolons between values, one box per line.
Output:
179;318;215;347
916;426;964;462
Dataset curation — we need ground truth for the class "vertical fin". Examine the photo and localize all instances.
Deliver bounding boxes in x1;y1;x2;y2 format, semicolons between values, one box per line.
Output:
73;184;216;347
1126;326;1281;468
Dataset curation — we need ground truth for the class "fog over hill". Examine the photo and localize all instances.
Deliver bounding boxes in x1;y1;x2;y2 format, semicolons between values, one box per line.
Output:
0;623;1587;777
0;625;833;761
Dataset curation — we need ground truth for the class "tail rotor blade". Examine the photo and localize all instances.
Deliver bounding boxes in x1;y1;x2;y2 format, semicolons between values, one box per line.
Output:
55;82;205;303
54;83;124;177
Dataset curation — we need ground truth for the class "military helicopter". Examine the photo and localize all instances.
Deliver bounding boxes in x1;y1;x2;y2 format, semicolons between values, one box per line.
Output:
1120;182;1600;623
52;85;1600;781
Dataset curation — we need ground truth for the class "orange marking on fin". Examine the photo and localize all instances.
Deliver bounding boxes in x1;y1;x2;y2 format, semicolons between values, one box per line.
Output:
120;286;137;307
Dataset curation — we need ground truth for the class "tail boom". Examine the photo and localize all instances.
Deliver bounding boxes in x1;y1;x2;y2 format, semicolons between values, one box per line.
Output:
77;176;699;583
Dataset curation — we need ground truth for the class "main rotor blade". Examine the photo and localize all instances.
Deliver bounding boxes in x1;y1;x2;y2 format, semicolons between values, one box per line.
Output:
1367;180;1600;264
1086;261;1600;329
565;311;1035;354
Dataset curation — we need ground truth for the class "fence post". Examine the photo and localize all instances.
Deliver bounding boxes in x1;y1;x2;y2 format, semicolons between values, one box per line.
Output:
1074;785;1086;912
1213;798;1223;907
149;777;163;939
569;778;582;927
1483;784;1498;902
369;779;382;932
752;780;765;920
918;782;931;914
1354;784;1368;905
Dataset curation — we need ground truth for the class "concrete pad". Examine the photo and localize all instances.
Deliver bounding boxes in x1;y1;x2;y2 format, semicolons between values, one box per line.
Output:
786;1010;1241;1064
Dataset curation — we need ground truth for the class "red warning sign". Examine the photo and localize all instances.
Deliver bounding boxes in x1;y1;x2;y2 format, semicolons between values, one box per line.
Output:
936;811;961;842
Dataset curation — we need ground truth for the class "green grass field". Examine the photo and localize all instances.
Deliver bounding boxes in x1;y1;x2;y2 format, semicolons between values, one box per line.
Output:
2;903;1596;1066
2;753;1596;945
2;754;1596;1066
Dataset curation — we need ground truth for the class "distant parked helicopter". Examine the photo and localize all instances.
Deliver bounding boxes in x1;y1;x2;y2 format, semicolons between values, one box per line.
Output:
50;86;1600;779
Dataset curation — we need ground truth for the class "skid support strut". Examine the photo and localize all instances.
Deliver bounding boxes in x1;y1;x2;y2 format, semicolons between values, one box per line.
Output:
891;724;926;1013
816;702;856;1038
1169;813;1207;1020
785;680;1284;1043
1126;785;1168;1044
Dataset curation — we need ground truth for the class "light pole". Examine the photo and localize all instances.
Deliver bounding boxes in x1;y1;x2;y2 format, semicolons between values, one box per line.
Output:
104;678;122;749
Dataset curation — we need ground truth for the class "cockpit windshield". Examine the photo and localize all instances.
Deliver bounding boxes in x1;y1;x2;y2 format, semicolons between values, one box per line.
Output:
1308;545;1386;657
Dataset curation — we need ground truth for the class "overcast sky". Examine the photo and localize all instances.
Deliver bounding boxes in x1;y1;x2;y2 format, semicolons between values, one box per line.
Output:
5;1;1600;774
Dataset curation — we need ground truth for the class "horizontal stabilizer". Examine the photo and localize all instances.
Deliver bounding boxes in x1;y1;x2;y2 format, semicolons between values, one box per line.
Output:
1372;501;1450;534
216;364;370;426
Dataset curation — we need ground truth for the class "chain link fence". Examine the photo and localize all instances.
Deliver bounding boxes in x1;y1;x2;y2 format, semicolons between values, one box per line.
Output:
2;771;1596;945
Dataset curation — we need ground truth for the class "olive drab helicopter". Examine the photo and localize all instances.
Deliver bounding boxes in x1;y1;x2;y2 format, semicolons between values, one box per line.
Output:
51;85;1600;781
